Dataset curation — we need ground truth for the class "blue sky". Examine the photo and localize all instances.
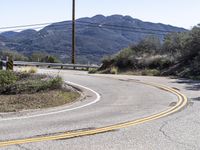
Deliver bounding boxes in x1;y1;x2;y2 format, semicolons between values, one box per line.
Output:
0;0;199;30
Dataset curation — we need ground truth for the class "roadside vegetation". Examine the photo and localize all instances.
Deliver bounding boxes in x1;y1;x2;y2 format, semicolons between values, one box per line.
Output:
30;52;61;63
97;24;200;79
20;66;38;74
0;50;61;63
0;50;28;61
0;70;80;112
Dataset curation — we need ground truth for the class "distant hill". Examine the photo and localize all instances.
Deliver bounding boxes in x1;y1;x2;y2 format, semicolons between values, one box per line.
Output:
0;15;187;63
1;31;18;39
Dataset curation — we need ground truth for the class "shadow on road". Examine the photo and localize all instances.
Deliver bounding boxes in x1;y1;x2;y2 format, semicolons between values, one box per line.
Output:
170;77;200;91
192;97;200;101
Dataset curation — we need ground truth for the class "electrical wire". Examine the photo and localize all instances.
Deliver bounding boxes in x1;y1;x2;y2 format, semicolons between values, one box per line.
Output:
76;20;179;33
0;21;69;30
0;19;183;55
0;19;181;35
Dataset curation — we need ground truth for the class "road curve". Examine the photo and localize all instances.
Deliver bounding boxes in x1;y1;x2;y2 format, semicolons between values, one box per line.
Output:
0;70;190;149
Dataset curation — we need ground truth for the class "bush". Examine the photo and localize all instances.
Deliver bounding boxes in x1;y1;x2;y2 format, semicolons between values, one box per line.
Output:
30;52;61;63
142;55;173;70
110;67;118;74
100;56;114;70
141;69;160;76
88;68;98;74
0;70;18;86
14;72;46;81
0;72;63;95
48;76;63;89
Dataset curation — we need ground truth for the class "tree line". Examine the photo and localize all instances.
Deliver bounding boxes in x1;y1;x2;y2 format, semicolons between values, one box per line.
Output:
0;50;61;63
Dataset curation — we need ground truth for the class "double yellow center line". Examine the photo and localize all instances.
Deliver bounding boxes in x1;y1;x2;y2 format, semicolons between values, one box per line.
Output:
0;81;187;147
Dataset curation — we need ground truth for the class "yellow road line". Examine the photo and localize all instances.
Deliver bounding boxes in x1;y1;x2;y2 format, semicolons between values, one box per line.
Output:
0;81;187;147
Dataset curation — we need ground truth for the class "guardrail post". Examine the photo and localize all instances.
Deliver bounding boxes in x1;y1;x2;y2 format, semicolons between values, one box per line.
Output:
0;60;3;70
6;57;14;71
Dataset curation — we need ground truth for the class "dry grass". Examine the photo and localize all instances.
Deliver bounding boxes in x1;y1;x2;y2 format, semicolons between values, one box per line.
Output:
0;89;80;112
110;67;118;74
118;69;160;76
20;67;38;74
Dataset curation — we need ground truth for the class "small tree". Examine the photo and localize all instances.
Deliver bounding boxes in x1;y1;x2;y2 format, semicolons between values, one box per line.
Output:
0;50;28;61
30;52;61;63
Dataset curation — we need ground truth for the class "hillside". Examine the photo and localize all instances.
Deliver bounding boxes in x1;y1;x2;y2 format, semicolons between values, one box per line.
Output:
0;15;187;63
98;25;200;79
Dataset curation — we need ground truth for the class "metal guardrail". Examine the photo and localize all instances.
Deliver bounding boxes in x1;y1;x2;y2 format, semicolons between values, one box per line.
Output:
1;60;7;70
13;61;100;69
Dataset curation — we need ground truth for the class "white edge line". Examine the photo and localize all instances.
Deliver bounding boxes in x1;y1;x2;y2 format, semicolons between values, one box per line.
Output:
0;81;101;122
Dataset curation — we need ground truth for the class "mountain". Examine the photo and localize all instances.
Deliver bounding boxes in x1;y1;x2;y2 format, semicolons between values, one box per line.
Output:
1;31;18;39
0;15;187;63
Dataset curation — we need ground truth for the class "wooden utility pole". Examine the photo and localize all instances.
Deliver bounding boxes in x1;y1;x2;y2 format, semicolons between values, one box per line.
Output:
71;0;76;64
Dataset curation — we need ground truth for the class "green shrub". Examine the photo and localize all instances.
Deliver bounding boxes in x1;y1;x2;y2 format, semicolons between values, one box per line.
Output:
141;55;173;70
88;68;98;74
0;74;63;95
14;72;46;81
0;50;28;61
0;70;18;86
195;76;200;80
49;76;63;89
141;69;160;76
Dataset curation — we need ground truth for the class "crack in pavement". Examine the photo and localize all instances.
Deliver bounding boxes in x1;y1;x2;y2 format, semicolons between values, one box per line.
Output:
192;121;200;126
16;144;30;150
29;145;41;150
159;119;197;150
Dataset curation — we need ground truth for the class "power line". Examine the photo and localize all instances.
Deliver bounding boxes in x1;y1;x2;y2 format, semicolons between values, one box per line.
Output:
75;23;168;35
0;18;183;59
0;20;180;35
18;22;170;36
0;21;69;31
76;20;179;34
19;49;91;56
1;27;46;32
0;24;166;36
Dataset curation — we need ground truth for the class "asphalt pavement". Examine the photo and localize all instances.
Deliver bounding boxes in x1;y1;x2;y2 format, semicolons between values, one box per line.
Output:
0;69;200;150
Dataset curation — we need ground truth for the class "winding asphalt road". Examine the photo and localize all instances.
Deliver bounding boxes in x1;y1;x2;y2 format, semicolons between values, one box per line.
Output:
0;69;200;150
